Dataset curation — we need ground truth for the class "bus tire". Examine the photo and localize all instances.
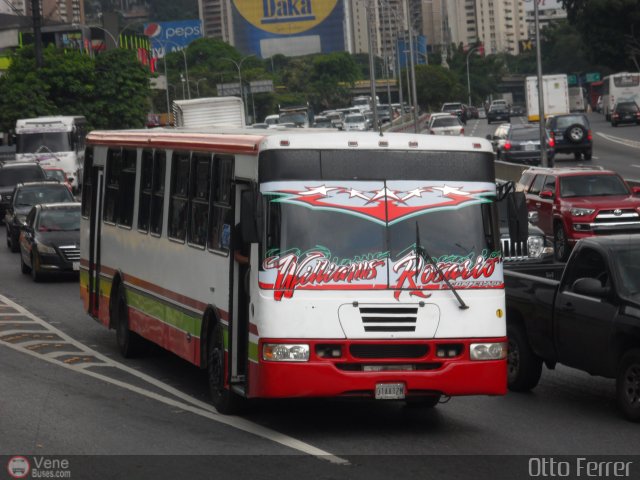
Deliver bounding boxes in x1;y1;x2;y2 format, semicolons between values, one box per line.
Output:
207;322;243;414
507;324;542;392
405;395;441;408
616;349;640;422
114;287;144;358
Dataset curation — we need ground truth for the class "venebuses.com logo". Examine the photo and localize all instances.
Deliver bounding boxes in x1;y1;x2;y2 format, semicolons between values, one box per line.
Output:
7;456;71;478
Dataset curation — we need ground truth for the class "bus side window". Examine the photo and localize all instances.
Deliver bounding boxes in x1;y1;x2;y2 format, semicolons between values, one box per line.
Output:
81;147;93;219
104;148;122;224
138;149;153;233
168;151;190;241
208;155;233;252
188;153;211;247
118;148;137;228
150;150;166;236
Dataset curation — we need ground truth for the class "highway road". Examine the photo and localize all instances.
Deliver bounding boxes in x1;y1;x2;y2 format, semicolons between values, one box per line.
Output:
1;116;640;479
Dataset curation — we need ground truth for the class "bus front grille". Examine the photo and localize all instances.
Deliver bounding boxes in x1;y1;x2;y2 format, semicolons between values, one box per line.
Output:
350;343;428;359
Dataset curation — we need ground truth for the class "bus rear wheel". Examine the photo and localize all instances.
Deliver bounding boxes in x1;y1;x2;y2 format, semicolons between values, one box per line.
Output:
208;323;243;414
114;287;144;358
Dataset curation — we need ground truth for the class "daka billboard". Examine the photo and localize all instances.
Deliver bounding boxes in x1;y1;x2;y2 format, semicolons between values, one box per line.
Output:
144;20;202;58
231;0;346;58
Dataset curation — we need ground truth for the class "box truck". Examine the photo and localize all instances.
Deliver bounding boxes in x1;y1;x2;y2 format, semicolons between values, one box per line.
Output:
525;74;570;122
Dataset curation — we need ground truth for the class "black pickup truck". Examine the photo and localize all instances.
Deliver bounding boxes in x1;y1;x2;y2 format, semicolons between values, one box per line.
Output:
505;234;640;421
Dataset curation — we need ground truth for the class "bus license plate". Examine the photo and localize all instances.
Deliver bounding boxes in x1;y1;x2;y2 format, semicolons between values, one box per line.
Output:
375;383;405;400
73;262;79;271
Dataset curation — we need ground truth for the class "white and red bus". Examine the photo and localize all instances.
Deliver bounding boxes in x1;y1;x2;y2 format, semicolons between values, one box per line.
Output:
80;128;510;413
602;72;640;120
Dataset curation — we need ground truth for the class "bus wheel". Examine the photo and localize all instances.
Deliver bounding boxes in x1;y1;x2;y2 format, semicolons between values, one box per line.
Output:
507;324;542;392
616;349;640;422
114;287;144;358
405;395;441;408
207;323;243;414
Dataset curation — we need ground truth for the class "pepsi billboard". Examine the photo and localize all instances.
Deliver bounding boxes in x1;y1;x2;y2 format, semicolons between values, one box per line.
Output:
144;20;203;58
231;0;346;58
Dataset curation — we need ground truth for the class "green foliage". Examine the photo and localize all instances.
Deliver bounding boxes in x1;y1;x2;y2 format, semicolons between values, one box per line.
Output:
414;65;465;111
561;0;640;71
0;45;150;131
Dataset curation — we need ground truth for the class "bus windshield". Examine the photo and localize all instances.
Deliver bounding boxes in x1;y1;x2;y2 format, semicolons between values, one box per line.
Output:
260;180;501;299
16;132;71;154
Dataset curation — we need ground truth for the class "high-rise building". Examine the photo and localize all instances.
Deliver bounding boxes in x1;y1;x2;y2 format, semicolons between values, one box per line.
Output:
446;0;478;49
475;0;528;55
0;0;26;15
198;0;232;41
22;0;84;24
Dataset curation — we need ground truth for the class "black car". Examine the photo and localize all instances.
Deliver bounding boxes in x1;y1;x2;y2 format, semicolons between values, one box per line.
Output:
0;162;46;219
510;105;526;117
611;101;640;127
545;113;592;160
487;105;511;124
5;181;75;252
19;202;81;281
493;124;554;165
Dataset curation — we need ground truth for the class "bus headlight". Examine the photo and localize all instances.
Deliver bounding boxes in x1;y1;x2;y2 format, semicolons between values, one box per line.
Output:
263;343;310;362
470;342;507;360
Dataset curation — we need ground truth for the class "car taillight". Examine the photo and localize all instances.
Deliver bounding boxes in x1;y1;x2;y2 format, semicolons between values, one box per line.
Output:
587;130;592;140
613;113;619;118
460;128;464;135
504;142;512;150
548;138;555;148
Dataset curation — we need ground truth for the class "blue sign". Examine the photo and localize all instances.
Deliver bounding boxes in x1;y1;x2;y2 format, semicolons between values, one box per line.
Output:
144;20;202;58
397;35;428;68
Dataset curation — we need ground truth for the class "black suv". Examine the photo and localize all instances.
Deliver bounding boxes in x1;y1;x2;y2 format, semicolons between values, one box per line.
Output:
0;162;46;219
611;101;640;127
487;105;510;124
545;113;592;161
4;181;75;252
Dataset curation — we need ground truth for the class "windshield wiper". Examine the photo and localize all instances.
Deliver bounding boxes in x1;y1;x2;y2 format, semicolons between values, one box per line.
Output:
415;222;469;310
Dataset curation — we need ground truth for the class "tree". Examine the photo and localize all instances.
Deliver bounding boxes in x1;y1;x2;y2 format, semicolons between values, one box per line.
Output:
561;0;640;71
92;49;151;129
414;64;465;112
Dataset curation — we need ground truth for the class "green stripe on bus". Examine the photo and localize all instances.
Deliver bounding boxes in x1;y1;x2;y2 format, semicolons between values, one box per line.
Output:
125;288;201;337
248;341;259;362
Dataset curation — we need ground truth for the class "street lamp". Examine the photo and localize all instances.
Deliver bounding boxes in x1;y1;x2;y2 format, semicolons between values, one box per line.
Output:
192;78;207;97
73;23;119;50
220;55;255;123
158;40;191;99
466;45;480;107
180;73;186;100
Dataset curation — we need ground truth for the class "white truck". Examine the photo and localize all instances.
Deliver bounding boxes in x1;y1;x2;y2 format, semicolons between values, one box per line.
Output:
525;74;570;122
569;86;586;112
15;116;87;192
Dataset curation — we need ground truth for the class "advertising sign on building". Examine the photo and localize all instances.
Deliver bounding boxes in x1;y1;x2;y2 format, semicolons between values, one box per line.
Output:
144;20;203;59
523;0;564;12
231;0;346;58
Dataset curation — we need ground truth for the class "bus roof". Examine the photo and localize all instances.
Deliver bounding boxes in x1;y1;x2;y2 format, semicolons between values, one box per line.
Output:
86;128;494;155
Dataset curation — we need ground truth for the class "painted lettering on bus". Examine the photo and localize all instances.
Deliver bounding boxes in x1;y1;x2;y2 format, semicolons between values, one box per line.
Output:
392;250;502;300
262;0;315;24
263;249;387;301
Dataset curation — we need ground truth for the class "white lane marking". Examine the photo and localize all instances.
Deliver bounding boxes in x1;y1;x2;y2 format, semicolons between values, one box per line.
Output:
595;132;640;149
0;294;349;465
632;164;640;168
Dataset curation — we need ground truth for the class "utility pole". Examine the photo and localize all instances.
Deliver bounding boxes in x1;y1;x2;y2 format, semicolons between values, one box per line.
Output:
366;1;379;128
534;0;548;167
404;0;419;132
31;0;43;67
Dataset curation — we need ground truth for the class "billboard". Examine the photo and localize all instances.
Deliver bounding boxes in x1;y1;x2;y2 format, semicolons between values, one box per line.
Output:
144;20;203;59
231;0;346;58
523;0;564;12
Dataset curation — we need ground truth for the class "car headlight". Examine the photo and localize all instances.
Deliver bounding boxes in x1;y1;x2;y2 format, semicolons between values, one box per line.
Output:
263;343;310;362
571;207;595;217
527;235;545;258
470;342;507;360
38;244;57;254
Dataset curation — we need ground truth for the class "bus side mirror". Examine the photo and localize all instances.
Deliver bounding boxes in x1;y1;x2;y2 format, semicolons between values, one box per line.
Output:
240;188;262;244
506;191;528;243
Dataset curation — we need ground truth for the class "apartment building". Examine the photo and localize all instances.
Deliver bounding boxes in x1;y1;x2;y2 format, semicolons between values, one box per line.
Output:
22;0;84;24
198;0;232;41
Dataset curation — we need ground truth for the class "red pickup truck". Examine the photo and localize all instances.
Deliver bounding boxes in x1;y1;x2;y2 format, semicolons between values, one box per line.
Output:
517;166;640;261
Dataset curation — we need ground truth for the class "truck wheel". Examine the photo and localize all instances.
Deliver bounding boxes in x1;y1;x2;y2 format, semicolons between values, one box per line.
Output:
507;324;542;392
616;349;640;422
574;152;582;161
208;323;243;414
114;287;145;358
553;224;570;262
584;150;592;161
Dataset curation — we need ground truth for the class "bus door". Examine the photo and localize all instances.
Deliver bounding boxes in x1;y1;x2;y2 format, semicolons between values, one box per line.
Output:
230;182;251;383
88;167;104;318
